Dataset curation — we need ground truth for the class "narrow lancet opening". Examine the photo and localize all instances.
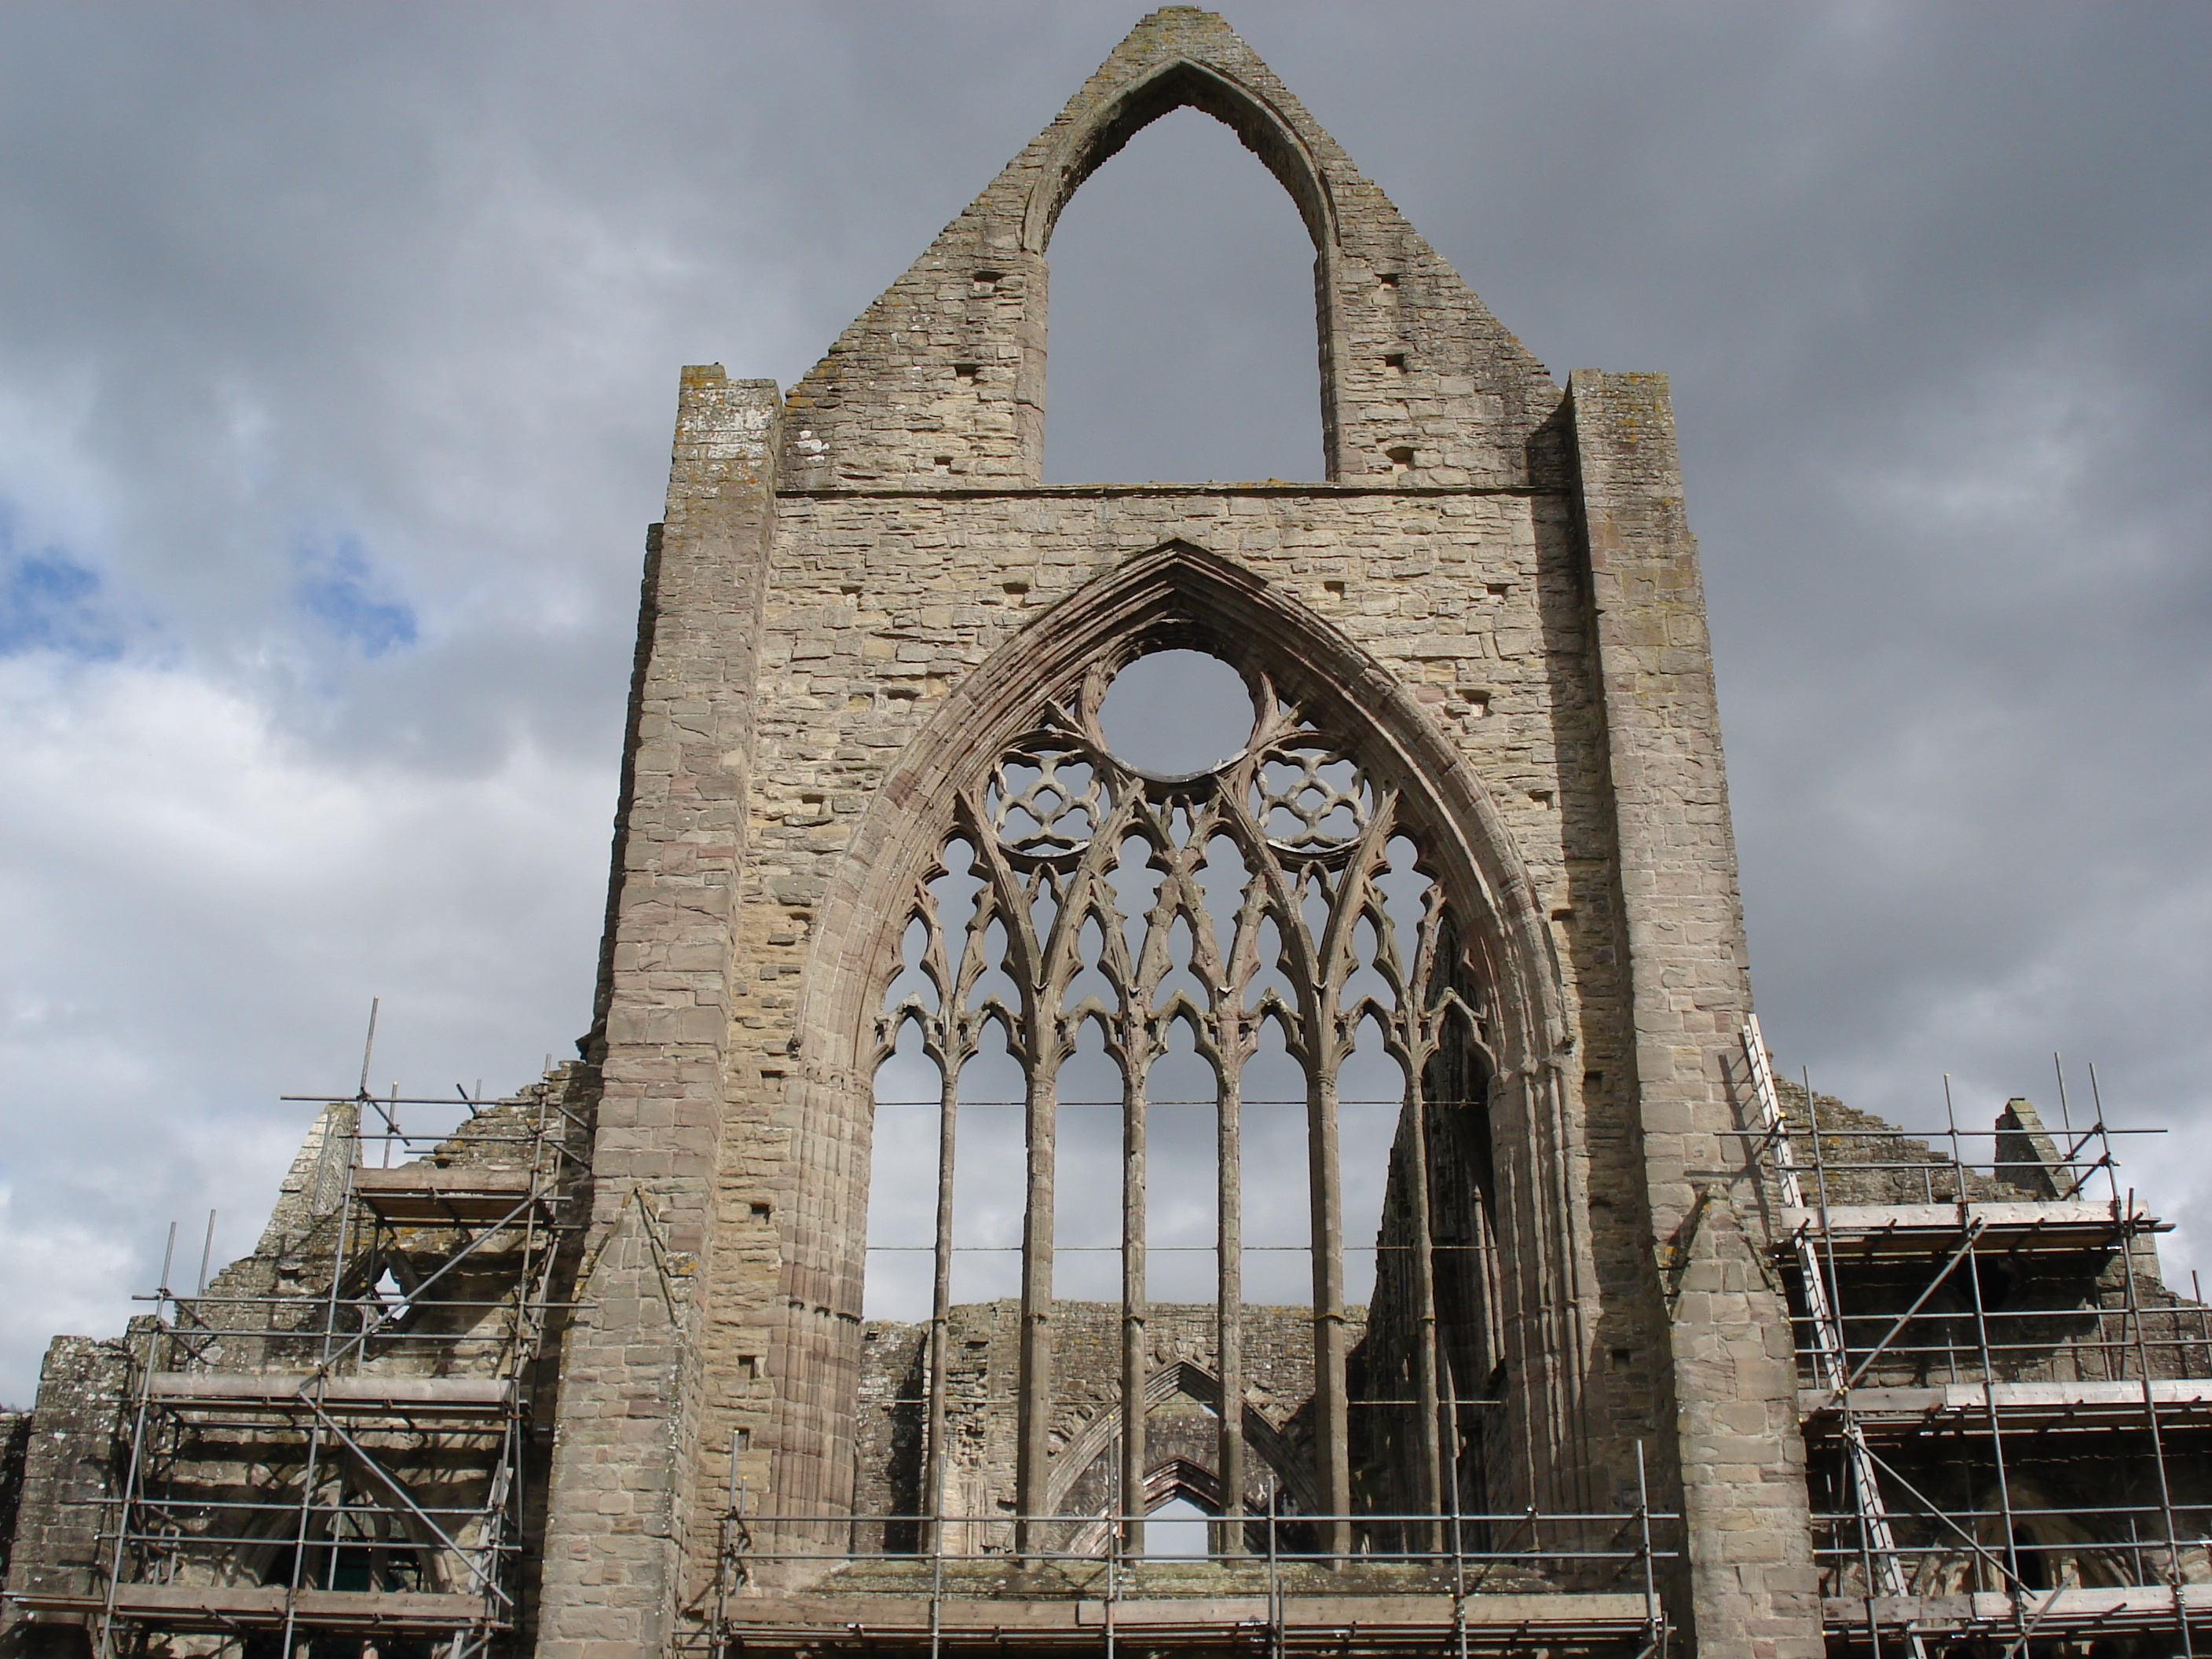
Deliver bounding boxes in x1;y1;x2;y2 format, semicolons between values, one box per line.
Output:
1042;108;1324;485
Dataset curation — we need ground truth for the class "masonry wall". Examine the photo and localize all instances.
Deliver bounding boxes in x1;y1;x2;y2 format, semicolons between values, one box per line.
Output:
519;10;1819;1658
530;405;1815;1657
0;1339;129;1658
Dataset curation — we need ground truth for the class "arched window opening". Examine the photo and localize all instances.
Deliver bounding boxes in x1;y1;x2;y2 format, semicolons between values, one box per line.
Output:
1042;108;1323;485
856;639;1509;1562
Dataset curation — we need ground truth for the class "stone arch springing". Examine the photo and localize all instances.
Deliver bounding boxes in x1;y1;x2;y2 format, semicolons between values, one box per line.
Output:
779;541;1596;1558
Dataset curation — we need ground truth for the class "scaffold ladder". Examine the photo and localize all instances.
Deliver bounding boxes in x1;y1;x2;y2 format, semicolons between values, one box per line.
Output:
1742;1016;1916;1610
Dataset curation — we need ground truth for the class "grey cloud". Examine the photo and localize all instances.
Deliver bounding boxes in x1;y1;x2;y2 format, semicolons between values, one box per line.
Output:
1;1;2206;1399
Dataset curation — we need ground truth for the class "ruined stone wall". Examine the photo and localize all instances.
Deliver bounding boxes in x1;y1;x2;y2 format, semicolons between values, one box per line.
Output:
0;1063;595;1657
511;13;1811;1657
0;1338;129;1657
0;1415;27;1589
851;1299;1349;1550
538;374;1808;1647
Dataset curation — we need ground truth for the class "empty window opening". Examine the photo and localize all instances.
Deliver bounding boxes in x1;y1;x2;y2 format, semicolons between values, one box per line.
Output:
1147;1034;1219;1303
1056;1029;1124;1302
1043;108;1323;484
1241;1031;1312;1306
952;1032;1026;1306
859;643;1507;1551
1097;650;1254;777
864;1022;939;1322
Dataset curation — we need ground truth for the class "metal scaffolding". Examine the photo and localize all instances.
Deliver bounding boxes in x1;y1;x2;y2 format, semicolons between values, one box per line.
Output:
709;1491;1676;1659
1743;1023;2212;1658
82;1055;583;1659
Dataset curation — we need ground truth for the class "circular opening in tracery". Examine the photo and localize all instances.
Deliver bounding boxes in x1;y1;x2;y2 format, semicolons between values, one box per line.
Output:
1097;649;1255;776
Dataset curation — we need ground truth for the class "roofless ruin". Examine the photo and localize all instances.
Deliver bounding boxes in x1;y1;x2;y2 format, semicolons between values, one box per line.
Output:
5;12;2206;1659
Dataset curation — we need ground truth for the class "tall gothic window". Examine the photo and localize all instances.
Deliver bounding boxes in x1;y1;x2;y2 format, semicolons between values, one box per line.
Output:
862;643;1509;1558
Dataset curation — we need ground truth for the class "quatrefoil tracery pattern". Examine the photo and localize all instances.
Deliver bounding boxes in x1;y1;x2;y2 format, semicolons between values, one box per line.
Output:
878;703;1481;1087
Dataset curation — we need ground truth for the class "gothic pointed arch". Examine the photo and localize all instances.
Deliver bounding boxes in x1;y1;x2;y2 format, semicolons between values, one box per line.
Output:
1020;55;1335;254
775;8;1561;490
772;540;1601;1545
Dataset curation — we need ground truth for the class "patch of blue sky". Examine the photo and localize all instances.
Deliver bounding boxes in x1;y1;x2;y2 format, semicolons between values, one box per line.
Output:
0;513;124;661
292;535;419;657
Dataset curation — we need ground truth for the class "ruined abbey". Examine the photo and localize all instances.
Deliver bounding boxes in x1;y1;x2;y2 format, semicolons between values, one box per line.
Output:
4;11;2207;1659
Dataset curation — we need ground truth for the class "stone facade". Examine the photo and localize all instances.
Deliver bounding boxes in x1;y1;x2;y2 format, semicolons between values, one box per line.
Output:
6;11;2207;1659
528;9;1815;1656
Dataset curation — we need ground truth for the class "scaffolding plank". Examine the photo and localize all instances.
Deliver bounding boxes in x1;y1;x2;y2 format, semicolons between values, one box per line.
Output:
148;1372;511;1412
726;1591;1653;1651
1777;1199;2155;1258
104;1584;489;1631
1803;1377;2212;1434
1827;1584;2212;1635
352;1165;545;1224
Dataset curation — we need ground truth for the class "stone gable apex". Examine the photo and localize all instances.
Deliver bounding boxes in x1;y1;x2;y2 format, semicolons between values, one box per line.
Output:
781;6;1560;493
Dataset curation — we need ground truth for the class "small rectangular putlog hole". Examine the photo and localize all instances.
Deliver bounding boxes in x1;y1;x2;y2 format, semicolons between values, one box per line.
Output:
1383;353;1407;372
954;362;980;381
1531;789;1555;809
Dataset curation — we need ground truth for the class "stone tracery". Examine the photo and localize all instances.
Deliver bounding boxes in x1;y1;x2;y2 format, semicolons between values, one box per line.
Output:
866;652;1504;1555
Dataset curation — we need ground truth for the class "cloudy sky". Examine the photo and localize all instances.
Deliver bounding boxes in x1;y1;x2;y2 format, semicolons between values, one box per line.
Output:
2;1;2207;1401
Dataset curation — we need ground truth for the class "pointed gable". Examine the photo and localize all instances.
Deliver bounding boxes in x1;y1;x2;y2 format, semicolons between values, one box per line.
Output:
781;7;1560;490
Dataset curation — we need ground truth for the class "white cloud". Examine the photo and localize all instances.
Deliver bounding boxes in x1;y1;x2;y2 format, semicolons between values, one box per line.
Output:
0;654;610;1398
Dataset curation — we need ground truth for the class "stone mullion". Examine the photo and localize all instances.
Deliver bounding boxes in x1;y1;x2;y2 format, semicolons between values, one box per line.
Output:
1309;804;1397;1558
1214;789;1336;1549
1306;1040;1350;1558
1119;1025;1147;1559
962;805;1057;1560
1196;806;1260;1558
1014;1057;1057;1558
1402;1053;1444;1556
922;1014;966;1551
1215;1024;1247;1555
1397;879;1448;1555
